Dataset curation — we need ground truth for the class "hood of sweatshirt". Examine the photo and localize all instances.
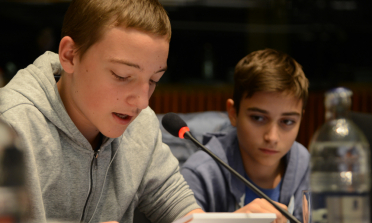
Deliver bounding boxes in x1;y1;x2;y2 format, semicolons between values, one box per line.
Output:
0;51;114;151
202;129;310;206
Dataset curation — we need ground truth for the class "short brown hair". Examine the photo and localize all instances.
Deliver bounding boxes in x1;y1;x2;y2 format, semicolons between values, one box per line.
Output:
61;0;171;60
233;48;309;113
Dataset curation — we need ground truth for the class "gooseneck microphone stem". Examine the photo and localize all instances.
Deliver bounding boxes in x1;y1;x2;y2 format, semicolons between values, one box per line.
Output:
184;132;301;223
161;113;300;223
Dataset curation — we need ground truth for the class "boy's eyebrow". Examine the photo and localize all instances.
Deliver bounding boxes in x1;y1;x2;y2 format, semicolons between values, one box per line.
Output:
157;66;168;73
109;58;167;73
247;107;301;116
282;112;301;116
247;107;268;114
110;58;141;70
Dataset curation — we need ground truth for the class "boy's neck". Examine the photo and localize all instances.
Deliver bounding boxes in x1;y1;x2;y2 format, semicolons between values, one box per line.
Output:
92;133;103;151
242;157;285;189
57;73;102;149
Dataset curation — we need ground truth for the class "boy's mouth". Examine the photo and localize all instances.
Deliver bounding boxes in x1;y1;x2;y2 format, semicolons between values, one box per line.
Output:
113;112;132;122
114;113;130;119
259;148;279;155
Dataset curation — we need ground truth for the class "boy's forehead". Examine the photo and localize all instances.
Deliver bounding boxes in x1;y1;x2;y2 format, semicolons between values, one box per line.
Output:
241;91;303;112
83;26;169;54
86;26;169;59
110;25;170;43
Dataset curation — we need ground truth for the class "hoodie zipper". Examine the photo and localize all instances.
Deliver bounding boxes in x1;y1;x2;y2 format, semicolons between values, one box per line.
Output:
80;149;100;223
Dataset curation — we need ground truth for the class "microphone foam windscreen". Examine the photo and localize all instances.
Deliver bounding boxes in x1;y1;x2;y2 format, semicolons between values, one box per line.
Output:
161;113;188;137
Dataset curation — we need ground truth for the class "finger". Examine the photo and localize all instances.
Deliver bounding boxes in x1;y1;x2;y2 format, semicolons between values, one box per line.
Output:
272;202;288;223
248;207;284;223
235;198;288;223
254;199;286;223
273;201;288;211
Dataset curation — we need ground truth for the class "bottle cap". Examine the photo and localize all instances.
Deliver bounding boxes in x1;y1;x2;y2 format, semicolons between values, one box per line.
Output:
324;87;352;108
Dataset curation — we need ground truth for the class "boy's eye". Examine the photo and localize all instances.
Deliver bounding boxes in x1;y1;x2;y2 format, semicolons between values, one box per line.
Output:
111;71;129;81
282;119;295;126
250;115;265;122
149;79;158;86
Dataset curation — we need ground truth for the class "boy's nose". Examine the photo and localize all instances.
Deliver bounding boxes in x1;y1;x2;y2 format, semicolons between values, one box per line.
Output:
264;124;279;144
127;83;150;110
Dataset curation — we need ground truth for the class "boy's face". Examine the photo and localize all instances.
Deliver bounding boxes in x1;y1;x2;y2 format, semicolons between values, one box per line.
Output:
227;92;303;168
63;27;169;139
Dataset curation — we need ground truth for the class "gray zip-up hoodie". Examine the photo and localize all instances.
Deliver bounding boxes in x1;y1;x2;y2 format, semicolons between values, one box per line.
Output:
0;51;200;223
181;129;310;222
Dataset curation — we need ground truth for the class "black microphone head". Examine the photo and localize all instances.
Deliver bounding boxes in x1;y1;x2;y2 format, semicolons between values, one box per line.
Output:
162;113;188;138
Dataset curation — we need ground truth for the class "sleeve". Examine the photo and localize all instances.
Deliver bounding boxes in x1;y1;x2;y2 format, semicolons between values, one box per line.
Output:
180;166;210;212
136;128;201;223
0;106;49;223
180;150;232;213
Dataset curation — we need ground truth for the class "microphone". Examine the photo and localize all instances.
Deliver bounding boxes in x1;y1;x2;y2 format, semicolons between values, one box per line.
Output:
162;112;301;223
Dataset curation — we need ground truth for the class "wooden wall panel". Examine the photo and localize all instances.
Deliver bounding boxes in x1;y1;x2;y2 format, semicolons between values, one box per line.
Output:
150;87;372;148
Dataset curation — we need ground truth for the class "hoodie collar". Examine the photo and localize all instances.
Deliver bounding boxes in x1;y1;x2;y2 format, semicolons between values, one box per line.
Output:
204;129;246;203
203;128;301;206
7;51;116;151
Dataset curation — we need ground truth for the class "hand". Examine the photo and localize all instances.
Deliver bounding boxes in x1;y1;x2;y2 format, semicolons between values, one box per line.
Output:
234;198;288;223
183;208;205;223
302;194;309;223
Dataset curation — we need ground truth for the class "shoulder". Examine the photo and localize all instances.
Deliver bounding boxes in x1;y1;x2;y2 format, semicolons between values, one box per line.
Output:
284;141;310;183
0;88;34;114
131;107;158;129
117;107;163;156
290;141;310;163
124;107;159;138
280;141;310;209
181;149;228;196
182;150;216;171
284;141;310;184
0;88;46;130
182;129;236;170
181;136;227;176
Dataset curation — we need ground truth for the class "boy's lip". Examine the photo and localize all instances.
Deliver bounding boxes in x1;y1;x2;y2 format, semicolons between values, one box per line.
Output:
259;148;279;155
112;112;133;125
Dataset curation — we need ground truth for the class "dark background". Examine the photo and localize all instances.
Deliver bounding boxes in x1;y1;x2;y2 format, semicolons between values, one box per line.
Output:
1;0;372;90
1;2;371;222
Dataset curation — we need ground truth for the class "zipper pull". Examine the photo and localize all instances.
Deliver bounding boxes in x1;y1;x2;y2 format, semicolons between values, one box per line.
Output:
93;149;100;170
94;149;100;159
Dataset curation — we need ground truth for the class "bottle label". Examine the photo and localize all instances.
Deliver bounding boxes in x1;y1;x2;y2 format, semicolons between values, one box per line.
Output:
312;192;370;223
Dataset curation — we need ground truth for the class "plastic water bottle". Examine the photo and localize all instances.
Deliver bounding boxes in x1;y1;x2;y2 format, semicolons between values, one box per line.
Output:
309;87;370;223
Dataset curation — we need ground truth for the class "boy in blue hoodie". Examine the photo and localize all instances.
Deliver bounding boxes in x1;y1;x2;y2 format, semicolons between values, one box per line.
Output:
181;48;310;222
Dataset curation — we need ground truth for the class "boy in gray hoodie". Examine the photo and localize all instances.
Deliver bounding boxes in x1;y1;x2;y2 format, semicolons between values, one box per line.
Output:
0;1;291;223
0;0;203;222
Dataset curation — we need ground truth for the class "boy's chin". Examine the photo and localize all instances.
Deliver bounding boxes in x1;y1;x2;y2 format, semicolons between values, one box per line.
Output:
257;159;282;167
101;128;127;139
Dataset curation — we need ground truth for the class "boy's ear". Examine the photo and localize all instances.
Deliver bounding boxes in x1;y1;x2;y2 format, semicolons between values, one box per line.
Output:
226;99;237;127
59;36;77;74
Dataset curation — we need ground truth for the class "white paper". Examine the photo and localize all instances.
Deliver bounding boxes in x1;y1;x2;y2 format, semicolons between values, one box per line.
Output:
172;213;277;223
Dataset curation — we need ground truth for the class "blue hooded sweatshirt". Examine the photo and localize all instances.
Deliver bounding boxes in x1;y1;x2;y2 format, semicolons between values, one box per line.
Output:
181;128;310;222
